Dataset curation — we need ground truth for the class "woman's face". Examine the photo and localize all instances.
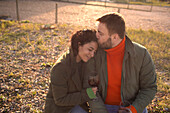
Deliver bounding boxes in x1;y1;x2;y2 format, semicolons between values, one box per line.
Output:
76;41;98;62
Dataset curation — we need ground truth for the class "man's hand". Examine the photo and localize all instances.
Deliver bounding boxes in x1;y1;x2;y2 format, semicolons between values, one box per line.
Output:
118;107;132;113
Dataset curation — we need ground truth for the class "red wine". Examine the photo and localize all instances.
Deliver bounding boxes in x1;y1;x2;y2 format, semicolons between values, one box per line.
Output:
88;76;99;87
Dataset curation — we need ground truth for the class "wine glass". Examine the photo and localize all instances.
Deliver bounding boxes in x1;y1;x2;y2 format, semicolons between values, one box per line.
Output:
88;72;99;101
88;75;99;87
119;100;132;113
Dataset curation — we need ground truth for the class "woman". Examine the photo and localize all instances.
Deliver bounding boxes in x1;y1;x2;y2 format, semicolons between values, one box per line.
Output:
45;29;98;113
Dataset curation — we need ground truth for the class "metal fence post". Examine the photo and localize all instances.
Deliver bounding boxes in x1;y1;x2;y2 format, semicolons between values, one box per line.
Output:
127;0;130;9
16;0;20;21
55;3;58;23
118;8;120;13
150;2;153;12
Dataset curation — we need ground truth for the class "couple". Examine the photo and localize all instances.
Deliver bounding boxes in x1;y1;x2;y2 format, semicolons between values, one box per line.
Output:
44;12;157;113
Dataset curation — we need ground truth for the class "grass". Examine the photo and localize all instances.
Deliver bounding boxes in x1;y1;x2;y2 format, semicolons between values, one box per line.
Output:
0;20;169;112
0;20;74;112
127;28;169;72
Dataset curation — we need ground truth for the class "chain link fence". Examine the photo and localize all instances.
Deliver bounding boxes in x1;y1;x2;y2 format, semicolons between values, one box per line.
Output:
53;0;155;12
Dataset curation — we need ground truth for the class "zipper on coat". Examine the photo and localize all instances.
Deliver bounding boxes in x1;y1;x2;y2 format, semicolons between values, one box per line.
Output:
104;52;108;102
121;40;128;104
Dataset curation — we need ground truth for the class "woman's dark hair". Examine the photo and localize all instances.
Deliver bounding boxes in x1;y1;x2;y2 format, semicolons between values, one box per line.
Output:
71;29;97;56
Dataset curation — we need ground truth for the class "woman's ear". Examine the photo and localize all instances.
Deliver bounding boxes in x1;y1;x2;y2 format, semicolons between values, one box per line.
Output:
78;42;81;47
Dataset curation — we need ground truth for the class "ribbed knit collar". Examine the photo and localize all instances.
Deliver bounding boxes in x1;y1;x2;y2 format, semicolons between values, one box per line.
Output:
104;37;126;54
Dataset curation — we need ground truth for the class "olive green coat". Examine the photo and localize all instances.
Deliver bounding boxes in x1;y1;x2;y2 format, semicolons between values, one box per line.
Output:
44;50;91;113
86;36;157;113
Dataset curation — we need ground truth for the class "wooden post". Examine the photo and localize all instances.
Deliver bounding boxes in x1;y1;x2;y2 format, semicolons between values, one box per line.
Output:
105;0;107;7
55;3;58;23
127;0;130;9
150;2;153;12
16;0;20;21
118;8;120;13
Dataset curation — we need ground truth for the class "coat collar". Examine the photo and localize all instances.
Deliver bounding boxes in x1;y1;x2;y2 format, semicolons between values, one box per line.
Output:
69;48;83;91
124;35;136;58
57;48;83;91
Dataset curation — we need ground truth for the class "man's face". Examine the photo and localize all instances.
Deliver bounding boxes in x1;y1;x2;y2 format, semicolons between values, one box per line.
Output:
96;22;112;49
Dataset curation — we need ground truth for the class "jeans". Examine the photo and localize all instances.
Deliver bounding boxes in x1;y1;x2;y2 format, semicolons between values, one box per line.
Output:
105;104;148;113
142;108;148;113
69;105;88;113
105;104;119;113
69;105;148;113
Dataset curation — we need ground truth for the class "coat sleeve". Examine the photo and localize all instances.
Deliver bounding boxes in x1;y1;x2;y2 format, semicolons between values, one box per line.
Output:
132;49;157;113
88;93;108;113
83;58;108;113
50;63;90;106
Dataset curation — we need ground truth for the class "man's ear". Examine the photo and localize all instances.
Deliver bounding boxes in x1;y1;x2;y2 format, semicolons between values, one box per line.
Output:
111;33;118;40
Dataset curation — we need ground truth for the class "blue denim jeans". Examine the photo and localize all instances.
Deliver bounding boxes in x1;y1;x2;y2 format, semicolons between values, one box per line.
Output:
69;104;148;113
105;104;148;113
105;104;119;113
142;108;148;113
69;105;88;113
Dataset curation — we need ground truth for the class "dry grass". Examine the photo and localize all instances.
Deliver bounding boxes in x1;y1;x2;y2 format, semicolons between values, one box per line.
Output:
0;20;169;112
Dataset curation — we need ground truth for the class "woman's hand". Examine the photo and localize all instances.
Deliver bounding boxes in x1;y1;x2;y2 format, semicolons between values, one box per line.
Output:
118;107;132;113
91;87;98;95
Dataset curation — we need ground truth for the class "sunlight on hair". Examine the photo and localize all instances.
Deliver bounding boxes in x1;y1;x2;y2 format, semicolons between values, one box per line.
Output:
95;21;99;28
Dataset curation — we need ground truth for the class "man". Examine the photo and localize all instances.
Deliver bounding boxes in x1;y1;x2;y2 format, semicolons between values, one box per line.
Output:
87;12;157;113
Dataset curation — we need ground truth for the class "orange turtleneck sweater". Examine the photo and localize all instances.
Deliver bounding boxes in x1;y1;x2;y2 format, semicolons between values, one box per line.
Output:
104;37;137;113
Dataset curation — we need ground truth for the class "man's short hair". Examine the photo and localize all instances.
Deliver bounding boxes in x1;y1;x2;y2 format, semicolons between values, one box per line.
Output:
96;12;125;39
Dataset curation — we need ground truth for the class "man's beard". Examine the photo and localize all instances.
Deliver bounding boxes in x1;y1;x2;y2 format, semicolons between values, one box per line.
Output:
98;37;112;49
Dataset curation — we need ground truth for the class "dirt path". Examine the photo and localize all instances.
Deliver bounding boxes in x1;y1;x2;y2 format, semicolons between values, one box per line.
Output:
0;0;169;33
